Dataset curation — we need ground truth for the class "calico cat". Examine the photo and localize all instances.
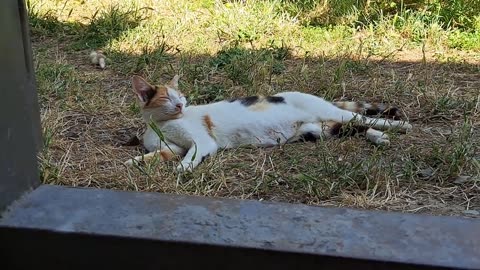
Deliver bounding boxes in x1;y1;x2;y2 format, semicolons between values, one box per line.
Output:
124;75;412;172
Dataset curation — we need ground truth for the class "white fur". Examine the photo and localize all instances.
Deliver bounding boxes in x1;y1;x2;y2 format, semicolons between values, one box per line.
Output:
125;84;412;172
89;51;106;69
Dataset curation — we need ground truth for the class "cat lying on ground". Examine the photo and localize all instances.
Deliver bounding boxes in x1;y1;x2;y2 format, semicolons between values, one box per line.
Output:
124;75;412;172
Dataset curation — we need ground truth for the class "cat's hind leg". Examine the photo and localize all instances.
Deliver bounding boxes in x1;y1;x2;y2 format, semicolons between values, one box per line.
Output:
276;92;412;132
291;121;390;146
329;108;412;133
365;128;390;145
326;121;391;145
333;101;403;120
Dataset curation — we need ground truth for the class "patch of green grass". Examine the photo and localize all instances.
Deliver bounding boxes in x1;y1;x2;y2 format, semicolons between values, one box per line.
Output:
420;119;477;183
38;111;61;185
447;30;480;51
35;59;77;101
281;0;480;30
301;25;353;43
280;0;366;26
279;141;396;199
212;1;297;46
432;90;465;115
434;0;480;29
38;154;60;184
128;102;141;115
107;39;175;75
211;43;290;86
27;0;82;38
445;118;476;176
188;84;228;104
71;5;147;50
27;1;148;51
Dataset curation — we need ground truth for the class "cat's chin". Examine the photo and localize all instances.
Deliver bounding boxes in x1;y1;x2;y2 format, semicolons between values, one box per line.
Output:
171;112;183;119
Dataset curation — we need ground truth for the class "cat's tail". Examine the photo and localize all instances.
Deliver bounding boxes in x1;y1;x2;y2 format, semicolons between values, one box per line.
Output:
333;101;403;120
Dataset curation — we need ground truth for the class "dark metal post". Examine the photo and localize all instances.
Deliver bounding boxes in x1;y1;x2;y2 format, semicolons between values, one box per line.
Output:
0;0;41;211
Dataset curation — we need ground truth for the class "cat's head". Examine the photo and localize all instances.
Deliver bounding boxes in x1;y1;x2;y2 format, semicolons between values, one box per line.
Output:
131;75;187;122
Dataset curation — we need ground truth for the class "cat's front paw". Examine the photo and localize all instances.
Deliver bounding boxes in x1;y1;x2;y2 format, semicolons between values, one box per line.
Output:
400;122;413;133
124;157;141;167
176;162;194;173
124;159;133;166
374;137;390;146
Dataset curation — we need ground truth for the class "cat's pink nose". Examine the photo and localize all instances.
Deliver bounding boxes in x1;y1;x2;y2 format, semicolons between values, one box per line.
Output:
175;103;183;110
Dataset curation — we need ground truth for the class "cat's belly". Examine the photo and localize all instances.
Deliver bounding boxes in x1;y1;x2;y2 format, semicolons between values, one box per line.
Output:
218;122;299;148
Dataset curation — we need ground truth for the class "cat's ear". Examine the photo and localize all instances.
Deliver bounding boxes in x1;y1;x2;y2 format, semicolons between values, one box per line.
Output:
168;75;180;89
132;75;156;103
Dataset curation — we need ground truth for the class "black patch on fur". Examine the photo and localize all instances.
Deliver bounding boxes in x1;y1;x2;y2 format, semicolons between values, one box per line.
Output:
350;125;370;136
364;106;402;120
266;96;285;104
123;135;141;146
365;108;381;116
201;154;210;163
230;96;260;106
299;132;319;142
330;123;370;137
241;96;260;106
383;107;401;120
143;88;157;106
329;123;343;137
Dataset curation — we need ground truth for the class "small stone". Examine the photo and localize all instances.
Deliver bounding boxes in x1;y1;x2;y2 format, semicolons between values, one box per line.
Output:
276;178;287;186
406;73;413;81
437;128;452;136
417;168;434;178
463;210;479;216
454;175;471;184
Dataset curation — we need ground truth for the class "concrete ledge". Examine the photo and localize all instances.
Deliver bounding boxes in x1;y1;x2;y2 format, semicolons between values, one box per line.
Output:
1;185;479;269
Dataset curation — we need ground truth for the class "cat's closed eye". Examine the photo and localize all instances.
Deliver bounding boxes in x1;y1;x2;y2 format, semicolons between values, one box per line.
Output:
157;96;171;101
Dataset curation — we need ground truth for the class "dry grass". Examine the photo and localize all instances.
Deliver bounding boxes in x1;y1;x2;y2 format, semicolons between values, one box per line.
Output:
31;0;479;217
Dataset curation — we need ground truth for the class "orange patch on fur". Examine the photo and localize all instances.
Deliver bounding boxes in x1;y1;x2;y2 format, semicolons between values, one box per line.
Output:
156;85;169;95
333;102;362;113
147;86;169;107
160;150;175;160
203;115;215;138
